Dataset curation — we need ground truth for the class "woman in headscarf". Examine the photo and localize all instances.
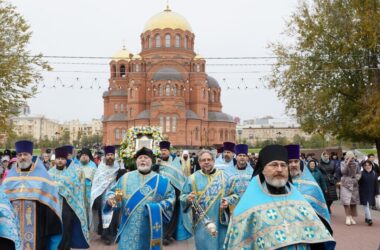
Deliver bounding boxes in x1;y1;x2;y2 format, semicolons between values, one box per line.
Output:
340;151;361;225
319;151;338;213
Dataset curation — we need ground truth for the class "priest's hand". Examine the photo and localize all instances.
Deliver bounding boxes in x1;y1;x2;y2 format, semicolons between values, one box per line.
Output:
220;198;229;209
107;196;117;207
187;192;195;203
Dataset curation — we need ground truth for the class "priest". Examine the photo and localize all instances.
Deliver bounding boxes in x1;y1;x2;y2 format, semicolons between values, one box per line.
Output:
103;147;175;249
224;145;335;250
0;187;21;250
2;140;62;250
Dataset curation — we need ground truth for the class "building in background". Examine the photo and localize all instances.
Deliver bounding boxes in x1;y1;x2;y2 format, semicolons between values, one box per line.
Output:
11;115;62;141
102;5;236;147
62;119;102;143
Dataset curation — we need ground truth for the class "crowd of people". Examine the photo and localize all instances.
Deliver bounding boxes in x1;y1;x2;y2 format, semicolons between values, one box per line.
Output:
0;139;378;250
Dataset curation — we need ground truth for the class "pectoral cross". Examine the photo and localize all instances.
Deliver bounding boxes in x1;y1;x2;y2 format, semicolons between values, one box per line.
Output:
20;183;26;192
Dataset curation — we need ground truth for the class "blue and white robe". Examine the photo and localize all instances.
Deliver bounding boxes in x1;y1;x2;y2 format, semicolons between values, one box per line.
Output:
0;187;21;250
224;176;336;250
104;170;175;250
292;167;332;232
77;162;97;223
180;169;239;250
49;166;90;248
90;161;120;229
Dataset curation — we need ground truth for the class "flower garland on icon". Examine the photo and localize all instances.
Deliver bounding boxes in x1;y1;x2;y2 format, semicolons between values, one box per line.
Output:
118;126;163;170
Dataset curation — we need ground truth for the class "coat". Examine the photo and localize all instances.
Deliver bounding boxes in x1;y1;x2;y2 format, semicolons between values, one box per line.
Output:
340;161;360;205
309;167;328;193
319;160;338;201
359;170;379;206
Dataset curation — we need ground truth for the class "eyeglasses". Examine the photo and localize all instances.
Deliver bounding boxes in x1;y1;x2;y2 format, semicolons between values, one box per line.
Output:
266;162;288;169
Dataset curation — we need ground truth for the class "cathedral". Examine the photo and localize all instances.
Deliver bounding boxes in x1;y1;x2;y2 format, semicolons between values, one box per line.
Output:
102;6;236;147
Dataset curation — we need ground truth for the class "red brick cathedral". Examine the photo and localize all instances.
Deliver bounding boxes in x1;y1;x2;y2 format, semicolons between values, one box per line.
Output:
102;6;236;147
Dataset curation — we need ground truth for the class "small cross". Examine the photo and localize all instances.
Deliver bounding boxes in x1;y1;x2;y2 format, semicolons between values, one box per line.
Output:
153;222;161;232
20;183;25;192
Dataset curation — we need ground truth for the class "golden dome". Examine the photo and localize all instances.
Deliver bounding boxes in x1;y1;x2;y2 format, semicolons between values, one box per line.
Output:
112;46;132;61
143;6;193;33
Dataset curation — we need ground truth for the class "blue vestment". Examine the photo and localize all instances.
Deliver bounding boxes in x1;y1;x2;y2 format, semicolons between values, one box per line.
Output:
292;167;331;231
77;161;97;223
0;187;21;250
224;176;335;250
2;159;63;250
104;170;175;250
49;166;89;248
180;169;239;250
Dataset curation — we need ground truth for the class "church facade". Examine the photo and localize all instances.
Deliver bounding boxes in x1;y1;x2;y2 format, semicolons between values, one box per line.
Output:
103;6;236;147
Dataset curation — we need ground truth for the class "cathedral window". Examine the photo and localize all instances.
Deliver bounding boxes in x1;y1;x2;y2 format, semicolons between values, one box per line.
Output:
220;129;223;140
225;129;228;140
202;88;206;98
195;128;199;140
155;35;161;48
175;35;181;48
135;64;140;72
173;85;177;96
114;104;118;113
166;116;170;132
165;84;170;96
211;91;215;102
172;116;177;132
184;36;188;49
203;108;206;118
148;36;152;48
165;34;171;48
120;65;126;77
196;64;200;72
159;85;163;96
121;129;126;139
115;128;120;140
120;104;124;113
160;116;164;129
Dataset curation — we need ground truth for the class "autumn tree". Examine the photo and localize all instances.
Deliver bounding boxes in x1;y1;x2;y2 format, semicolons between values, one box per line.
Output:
269;0;380;155
0;0;50;132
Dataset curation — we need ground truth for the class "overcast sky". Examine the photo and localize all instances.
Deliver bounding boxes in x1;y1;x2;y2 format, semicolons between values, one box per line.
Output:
11;0;299;122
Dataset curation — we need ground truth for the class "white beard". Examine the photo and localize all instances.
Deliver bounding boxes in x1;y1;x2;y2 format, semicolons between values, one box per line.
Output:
290;169;301;178
137;165;151;173
265;176;287;188
19;160;32;169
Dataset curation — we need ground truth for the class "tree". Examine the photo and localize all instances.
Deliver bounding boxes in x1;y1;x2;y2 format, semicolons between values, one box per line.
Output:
0;1;50;132
269;0;380;156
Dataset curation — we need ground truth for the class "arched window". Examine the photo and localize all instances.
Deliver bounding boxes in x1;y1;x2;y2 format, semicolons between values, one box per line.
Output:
196;64;200;72
120;65;126;77
114;104;118;113
172;116;177;132
165;34;171;48
211;91;215;102
195;128;199;140
111;65;116;78
175;35;181;48
166;116;170;132
115;128;120;140
184;36;188;49
121;129;126;139
165;84;170;96
130;88;133;98
202;88;206;98
155;35;161;48
220;129;223;140
120;104;124;113
159;85;163;96
173;85;177;96
148;36;152;48
203;108;206;118
135;64;140;72
159;116;164;129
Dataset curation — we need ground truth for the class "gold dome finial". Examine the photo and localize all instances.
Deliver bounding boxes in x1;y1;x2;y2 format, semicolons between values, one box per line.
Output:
165;0;171;11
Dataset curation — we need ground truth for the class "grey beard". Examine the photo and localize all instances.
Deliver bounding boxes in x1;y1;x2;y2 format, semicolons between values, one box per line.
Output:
265;176;287;188
137;165;151;173
290;169;301;178
19;161;32;169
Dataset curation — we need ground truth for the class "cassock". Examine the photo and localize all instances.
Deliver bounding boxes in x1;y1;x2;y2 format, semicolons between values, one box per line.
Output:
224;175;336;250
2;160;62;250
90;160;122;240
157;155;190;241
215;158;236;171
103;170;175;250
49;165;90;249
180;169;239;250
292;166;333;234
0;187;21;250
77;161;97;223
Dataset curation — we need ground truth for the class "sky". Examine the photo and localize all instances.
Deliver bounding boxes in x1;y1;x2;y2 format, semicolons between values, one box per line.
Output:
11;0;299;122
